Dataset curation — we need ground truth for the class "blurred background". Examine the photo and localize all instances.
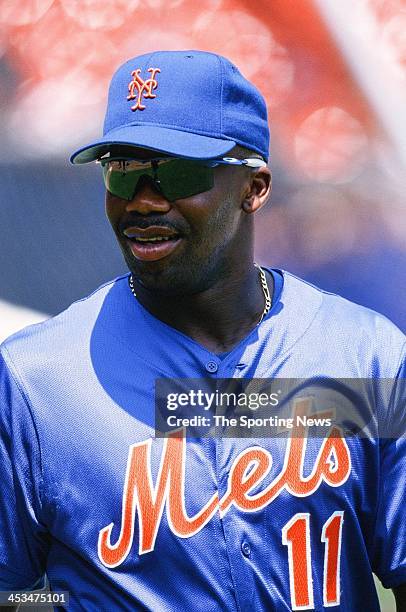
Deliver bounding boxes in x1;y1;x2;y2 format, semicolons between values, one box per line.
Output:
0;0;405;339
0;1;404;608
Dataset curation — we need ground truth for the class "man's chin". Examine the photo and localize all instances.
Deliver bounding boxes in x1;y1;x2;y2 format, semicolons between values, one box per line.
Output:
125;258;189;296
122;244;222;296
128;263;213;297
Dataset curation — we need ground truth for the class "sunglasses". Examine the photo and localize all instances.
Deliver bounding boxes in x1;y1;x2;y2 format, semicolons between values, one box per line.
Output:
98;156;266;202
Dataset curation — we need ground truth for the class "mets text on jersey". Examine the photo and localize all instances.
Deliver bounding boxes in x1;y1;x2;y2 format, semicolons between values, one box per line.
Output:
98;399;351;567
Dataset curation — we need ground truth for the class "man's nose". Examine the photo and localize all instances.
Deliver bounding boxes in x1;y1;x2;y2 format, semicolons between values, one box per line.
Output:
125;177;171;215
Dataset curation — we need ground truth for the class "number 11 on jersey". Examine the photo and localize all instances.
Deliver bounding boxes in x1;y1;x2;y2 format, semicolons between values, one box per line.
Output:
282;511;344;610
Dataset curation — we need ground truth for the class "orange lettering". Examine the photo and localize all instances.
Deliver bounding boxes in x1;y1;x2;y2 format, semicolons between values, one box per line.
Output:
98;398;352;566
98;431;218;566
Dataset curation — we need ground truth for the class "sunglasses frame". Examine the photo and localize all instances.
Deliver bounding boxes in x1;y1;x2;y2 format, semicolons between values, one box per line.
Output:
97;156;267;168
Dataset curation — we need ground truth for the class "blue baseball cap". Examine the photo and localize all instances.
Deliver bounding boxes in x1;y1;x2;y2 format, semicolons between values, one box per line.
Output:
70;50;270;164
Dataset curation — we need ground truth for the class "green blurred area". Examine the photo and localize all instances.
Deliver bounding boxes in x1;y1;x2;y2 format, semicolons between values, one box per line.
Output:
376;576;395;611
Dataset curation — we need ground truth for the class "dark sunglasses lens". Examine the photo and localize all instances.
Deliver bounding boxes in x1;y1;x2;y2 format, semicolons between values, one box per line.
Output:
158;160;214;200
102;164;151;201
102;159;214;201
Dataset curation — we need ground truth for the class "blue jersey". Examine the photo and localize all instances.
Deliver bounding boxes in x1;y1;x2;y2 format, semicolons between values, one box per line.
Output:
0;270;405;611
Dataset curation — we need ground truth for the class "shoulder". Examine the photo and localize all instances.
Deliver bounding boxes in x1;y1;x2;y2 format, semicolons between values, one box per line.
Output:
0;274;130;373
280;270;405;374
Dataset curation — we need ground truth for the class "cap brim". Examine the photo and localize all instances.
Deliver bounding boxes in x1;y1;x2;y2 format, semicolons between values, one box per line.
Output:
70;125;236;164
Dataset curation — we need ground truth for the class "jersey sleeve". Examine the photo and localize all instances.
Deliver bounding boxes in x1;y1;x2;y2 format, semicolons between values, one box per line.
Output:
372;346;406;589
0;348;49;590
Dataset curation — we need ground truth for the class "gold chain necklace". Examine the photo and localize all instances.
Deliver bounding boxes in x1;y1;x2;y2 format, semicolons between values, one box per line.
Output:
254;263;272;324
128;263;272;325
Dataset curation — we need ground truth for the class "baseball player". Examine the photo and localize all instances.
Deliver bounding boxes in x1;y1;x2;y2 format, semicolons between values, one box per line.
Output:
0;50;405;611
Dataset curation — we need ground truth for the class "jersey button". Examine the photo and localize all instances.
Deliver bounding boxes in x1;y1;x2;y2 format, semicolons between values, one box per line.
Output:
205;360;218;373
241;541;251;557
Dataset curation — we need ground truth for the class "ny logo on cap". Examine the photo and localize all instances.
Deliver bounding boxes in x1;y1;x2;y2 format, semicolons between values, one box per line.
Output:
127;67;161;111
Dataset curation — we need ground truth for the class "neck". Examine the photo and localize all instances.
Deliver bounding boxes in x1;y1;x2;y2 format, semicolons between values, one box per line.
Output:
130;263;273;354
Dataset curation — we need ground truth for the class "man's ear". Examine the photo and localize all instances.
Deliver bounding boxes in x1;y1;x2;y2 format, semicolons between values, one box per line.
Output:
242;167;272;213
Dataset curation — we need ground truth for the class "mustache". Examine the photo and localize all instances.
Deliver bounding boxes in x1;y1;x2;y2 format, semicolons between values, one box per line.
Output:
119;217;187;234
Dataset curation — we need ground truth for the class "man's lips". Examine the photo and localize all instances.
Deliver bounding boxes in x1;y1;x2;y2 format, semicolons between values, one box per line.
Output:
123;225;180;240
122;225;182;262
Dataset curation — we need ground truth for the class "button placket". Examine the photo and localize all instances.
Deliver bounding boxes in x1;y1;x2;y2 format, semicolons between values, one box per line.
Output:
205;360;218;373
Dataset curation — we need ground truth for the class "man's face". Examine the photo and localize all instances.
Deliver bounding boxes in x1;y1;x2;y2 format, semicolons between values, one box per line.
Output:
105;148;262;295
